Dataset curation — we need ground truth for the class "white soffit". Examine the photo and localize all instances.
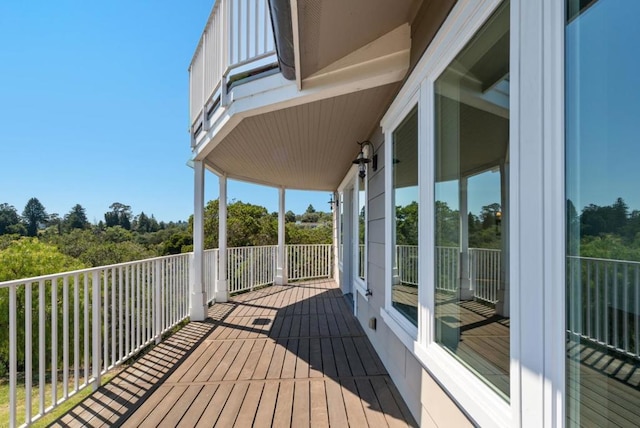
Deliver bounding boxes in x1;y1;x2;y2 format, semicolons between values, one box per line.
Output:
297;0;421;80
204;83;399;190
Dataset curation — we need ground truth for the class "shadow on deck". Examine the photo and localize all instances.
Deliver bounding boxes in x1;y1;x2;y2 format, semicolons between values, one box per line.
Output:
52;279;417;427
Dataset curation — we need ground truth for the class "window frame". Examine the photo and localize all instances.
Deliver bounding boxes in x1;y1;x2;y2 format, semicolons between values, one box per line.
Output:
378;0;569;425
383;94;421;341
337;165;370;301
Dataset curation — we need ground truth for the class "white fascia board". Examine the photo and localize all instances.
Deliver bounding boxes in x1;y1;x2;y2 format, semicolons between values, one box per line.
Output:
290;0;302;90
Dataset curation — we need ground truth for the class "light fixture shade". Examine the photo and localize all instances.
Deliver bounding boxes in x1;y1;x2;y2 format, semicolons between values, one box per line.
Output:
352;141;374;178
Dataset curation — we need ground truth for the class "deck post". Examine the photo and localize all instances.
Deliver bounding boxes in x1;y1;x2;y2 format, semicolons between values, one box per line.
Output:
459;176;473;300
216;175;229;302
496;161;510;316
275;186;288;285
332;191;339;281
190;160;208;321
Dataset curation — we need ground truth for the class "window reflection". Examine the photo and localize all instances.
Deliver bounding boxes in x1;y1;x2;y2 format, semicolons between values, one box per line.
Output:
392;106;419;326
566;0;640;425
358;180;366;280
434;0;510;398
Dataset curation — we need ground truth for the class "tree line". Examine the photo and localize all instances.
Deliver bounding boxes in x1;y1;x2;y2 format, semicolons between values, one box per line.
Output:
568;197;640;261
0;198;332;282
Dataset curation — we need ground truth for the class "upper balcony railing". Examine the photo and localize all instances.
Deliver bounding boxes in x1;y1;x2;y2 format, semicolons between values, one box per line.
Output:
189;0;276;138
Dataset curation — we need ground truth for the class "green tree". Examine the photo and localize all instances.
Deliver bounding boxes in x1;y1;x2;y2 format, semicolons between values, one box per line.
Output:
135;212;151;233
22;197;48;236
435;200;459;246
0;203;24;235
64;204;90;230
162;231;193;255
105;202;132;230
0;238;85;375
285;210;296;223
300;204;320;223
194;199;279;249
396;202;419;246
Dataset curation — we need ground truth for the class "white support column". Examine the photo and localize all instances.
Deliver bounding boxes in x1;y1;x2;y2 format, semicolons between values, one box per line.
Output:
275;187;287;285
216;175;229;302
190;160;207;321
459;176;472;300
496;161;510;317
332;192;339;283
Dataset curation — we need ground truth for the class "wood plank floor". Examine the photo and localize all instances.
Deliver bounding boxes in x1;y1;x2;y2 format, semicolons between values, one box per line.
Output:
53;279;417;427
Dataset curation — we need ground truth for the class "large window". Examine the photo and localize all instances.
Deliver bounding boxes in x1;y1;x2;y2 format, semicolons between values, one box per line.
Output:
566;0;640;425
391;106;419;325
434;0;510;399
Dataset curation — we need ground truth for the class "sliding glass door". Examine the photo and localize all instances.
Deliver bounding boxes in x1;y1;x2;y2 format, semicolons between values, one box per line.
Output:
434;0;511;399
566;0;640;425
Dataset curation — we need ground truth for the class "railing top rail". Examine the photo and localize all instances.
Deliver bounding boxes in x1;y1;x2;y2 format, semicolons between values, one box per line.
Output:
0;252;193;289
228;245;278;251
567;255;640;265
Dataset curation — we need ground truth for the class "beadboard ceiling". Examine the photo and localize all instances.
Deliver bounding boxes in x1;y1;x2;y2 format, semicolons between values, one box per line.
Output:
204;83;399;190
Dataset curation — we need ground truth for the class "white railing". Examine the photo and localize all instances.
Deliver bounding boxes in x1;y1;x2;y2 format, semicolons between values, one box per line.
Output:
567;255;640;360
227;245;277;294
204;249;219;304
189;0;276;128
397;245;419;286
359;244;366;279
288;244;333;282
399;246;499;298
469;248;501;304
2;242;336;426
435;246;459;292
1;253;190;427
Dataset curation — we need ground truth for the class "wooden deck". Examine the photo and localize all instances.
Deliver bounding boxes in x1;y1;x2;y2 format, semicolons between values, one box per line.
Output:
53;279;417;427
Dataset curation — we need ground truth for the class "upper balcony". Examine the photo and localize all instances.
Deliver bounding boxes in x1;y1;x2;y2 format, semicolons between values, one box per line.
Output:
188;0;424;191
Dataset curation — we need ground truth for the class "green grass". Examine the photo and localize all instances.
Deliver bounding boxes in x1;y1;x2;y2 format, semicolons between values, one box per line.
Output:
1;320;190;427
0;370;121;428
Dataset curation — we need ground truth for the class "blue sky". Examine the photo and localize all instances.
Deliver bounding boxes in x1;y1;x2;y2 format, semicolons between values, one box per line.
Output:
566;0;640;213
0;1;329;223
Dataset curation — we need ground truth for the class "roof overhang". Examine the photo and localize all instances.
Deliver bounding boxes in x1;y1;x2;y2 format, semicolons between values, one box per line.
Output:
193;23;411;190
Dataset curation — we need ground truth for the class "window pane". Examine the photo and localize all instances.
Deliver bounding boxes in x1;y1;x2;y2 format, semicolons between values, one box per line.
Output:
392;106;419;326
566;0;640;425
434;1;510;399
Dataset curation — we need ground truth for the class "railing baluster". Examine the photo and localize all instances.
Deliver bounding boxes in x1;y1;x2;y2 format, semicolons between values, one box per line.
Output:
63;275;69;399
155;260;161;344
9;285;16;428
613;263;619;349
39;279;46;414
119;266;123;362
84;274;89;388
25;282;32;423
636;265;639;357
595;262;601;342
103;270;108;372
623;264;629;352
586;260;592;338
51;278;58;406
92;271;101;391
74;274;80;392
